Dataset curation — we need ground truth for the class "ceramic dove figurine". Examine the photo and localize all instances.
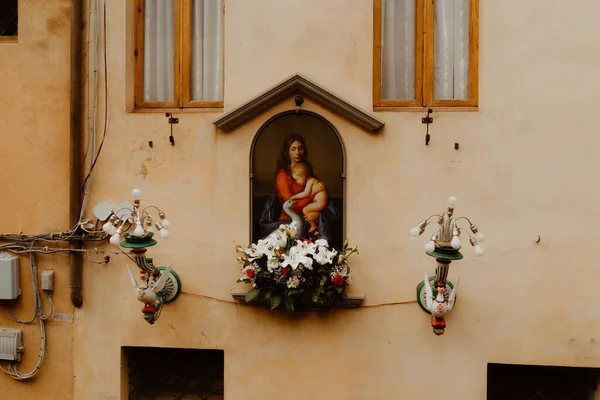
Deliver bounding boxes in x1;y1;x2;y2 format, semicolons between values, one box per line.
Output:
127;264;171;305
423;272;460;335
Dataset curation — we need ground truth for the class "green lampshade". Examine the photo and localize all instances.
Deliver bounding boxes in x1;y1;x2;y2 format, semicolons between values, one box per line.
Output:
120;232;158;248
426;246;463;260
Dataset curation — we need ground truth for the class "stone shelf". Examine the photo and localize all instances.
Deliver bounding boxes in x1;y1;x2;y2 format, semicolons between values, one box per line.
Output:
231;291;365;309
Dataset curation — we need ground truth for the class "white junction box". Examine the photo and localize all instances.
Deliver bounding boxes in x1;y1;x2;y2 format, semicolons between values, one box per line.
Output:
0;328;22;362
41;270;55;292
0;252;20;300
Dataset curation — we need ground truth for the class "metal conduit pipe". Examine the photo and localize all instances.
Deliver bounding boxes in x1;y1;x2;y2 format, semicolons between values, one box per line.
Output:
70;0;84;307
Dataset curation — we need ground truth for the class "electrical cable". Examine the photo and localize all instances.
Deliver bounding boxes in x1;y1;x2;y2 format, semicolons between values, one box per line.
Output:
80;0;109;206
82;0;93;164
179;290;417;309
79;0;100;218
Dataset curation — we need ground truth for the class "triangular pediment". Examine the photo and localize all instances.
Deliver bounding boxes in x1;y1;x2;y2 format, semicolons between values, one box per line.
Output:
213;74;384;132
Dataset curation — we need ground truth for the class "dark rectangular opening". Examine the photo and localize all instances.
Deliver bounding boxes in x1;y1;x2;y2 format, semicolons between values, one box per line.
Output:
0;0;17;37
123;347;224;400
488;363;600;400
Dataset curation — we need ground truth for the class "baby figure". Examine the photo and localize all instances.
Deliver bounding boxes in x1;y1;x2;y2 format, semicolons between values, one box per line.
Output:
289;163;328;233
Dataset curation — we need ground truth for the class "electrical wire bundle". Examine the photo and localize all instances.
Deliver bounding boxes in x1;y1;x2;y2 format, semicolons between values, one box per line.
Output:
0;251;51;380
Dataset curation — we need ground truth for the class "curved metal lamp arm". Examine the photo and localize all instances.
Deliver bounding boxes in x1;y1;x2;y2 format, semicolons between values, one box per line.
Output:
141;205;162;214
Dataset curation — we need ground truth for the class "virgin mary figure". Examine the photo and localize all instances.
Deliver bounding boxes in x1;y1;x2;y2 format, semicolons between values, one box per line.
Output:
258;133;339;243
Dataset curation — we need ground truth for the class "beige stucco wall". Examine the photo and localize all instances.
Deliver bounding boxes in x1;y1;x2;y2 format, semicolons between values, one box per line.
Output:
72;0;600;399
0;0;74;398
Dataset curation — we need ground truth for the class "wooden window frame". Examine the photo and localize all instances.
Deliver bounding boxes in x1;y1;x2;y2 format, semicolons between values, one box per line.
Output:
373;0;479;109
134;0;224;109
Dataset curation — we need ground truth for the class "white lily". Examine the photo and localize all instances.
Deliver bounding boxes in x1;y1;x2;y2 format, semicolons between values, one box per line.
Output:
314;238;329;247
245;243;264;261
267;256;280;272
285;222;298;239
281;244;314;270
269;231;288;249
313;245;337;265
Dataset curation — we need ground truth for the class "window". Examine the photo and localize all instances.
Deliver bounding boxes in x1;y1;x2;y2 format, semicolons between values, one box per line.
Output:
135;0;223;109
488;363;600;400
0;0;18;41
124;347;224;399
373;0;478;108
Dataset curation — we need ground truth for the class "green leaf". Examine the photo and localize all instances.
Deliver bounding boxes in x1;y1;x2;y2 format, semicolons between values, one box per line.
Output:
284;296;295;313
287;288;303;295
244;288;261;303
269;295;282;310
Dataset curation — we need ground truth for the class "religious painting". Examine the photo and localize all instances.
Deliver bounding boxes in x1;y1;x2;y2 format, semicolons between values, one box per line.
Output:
251;110;345;249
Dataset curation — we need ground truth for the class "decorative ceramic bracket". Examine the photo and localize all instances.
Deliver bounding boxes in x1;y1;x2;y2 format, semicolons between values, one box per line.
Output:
410;196;485;336
122;233;181;324
415;247;461;335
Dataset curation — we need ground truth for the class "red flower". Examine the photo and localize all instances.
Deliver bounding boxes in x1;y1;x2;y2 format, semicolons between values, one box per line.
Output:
281;267;289;275
245;269;255;278
332;274;344;287
303;239;313;244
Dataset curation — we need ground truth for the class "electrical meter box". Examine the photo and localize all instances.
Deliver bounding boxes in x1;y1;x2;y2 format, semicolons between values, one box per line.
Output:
0;252;20;300
0;328;23;361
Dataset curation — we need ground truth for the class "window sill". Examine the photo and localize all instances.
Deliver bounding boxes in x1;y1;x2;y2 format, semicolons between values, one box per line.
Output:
129;107;224;114
373;106;478;113
0;36;18;43
231;290;365;309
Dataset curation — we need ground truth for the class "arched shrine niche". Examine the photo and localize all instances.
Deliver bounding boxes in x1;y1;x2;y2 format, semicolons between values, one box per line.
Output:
251;110;345;249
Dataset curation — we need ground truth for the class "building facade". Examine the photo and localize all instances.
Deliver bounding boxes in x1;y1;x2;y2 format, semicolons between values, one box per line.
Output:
2;0;600;399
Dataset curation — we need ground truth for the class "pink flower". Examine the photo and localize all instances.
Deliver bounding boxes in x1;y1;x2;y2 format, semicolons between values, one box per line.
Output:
332;274;344;287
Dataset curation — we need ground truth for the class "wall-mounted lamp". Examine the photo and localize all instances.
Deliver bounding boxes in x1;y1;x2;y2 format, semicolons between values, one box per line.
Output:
409;196;484;335
95;188;181;324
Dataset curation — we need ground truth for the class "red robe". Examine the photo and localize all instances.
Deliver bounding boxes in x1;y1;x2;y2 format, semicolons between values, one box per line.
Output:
275;169;312;221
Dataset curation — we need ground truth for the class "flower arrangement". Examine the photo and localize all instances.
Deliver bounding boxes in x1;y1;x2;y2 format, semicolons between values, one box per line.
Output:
236;223;358;313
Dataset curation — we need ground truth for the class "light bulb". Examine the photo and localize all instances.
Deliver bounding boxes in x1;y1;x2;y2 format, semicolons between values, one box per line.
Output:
474;231;484;243
447;196;458;207
132;188;142;200
161;218;171;229
409;226;420;240
451;236;461;249
424;240;436;252
109;233;121;245
133;225;145;237
160;228;171;239
474;244;484;257
102;221;116;235
147;224;154;234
